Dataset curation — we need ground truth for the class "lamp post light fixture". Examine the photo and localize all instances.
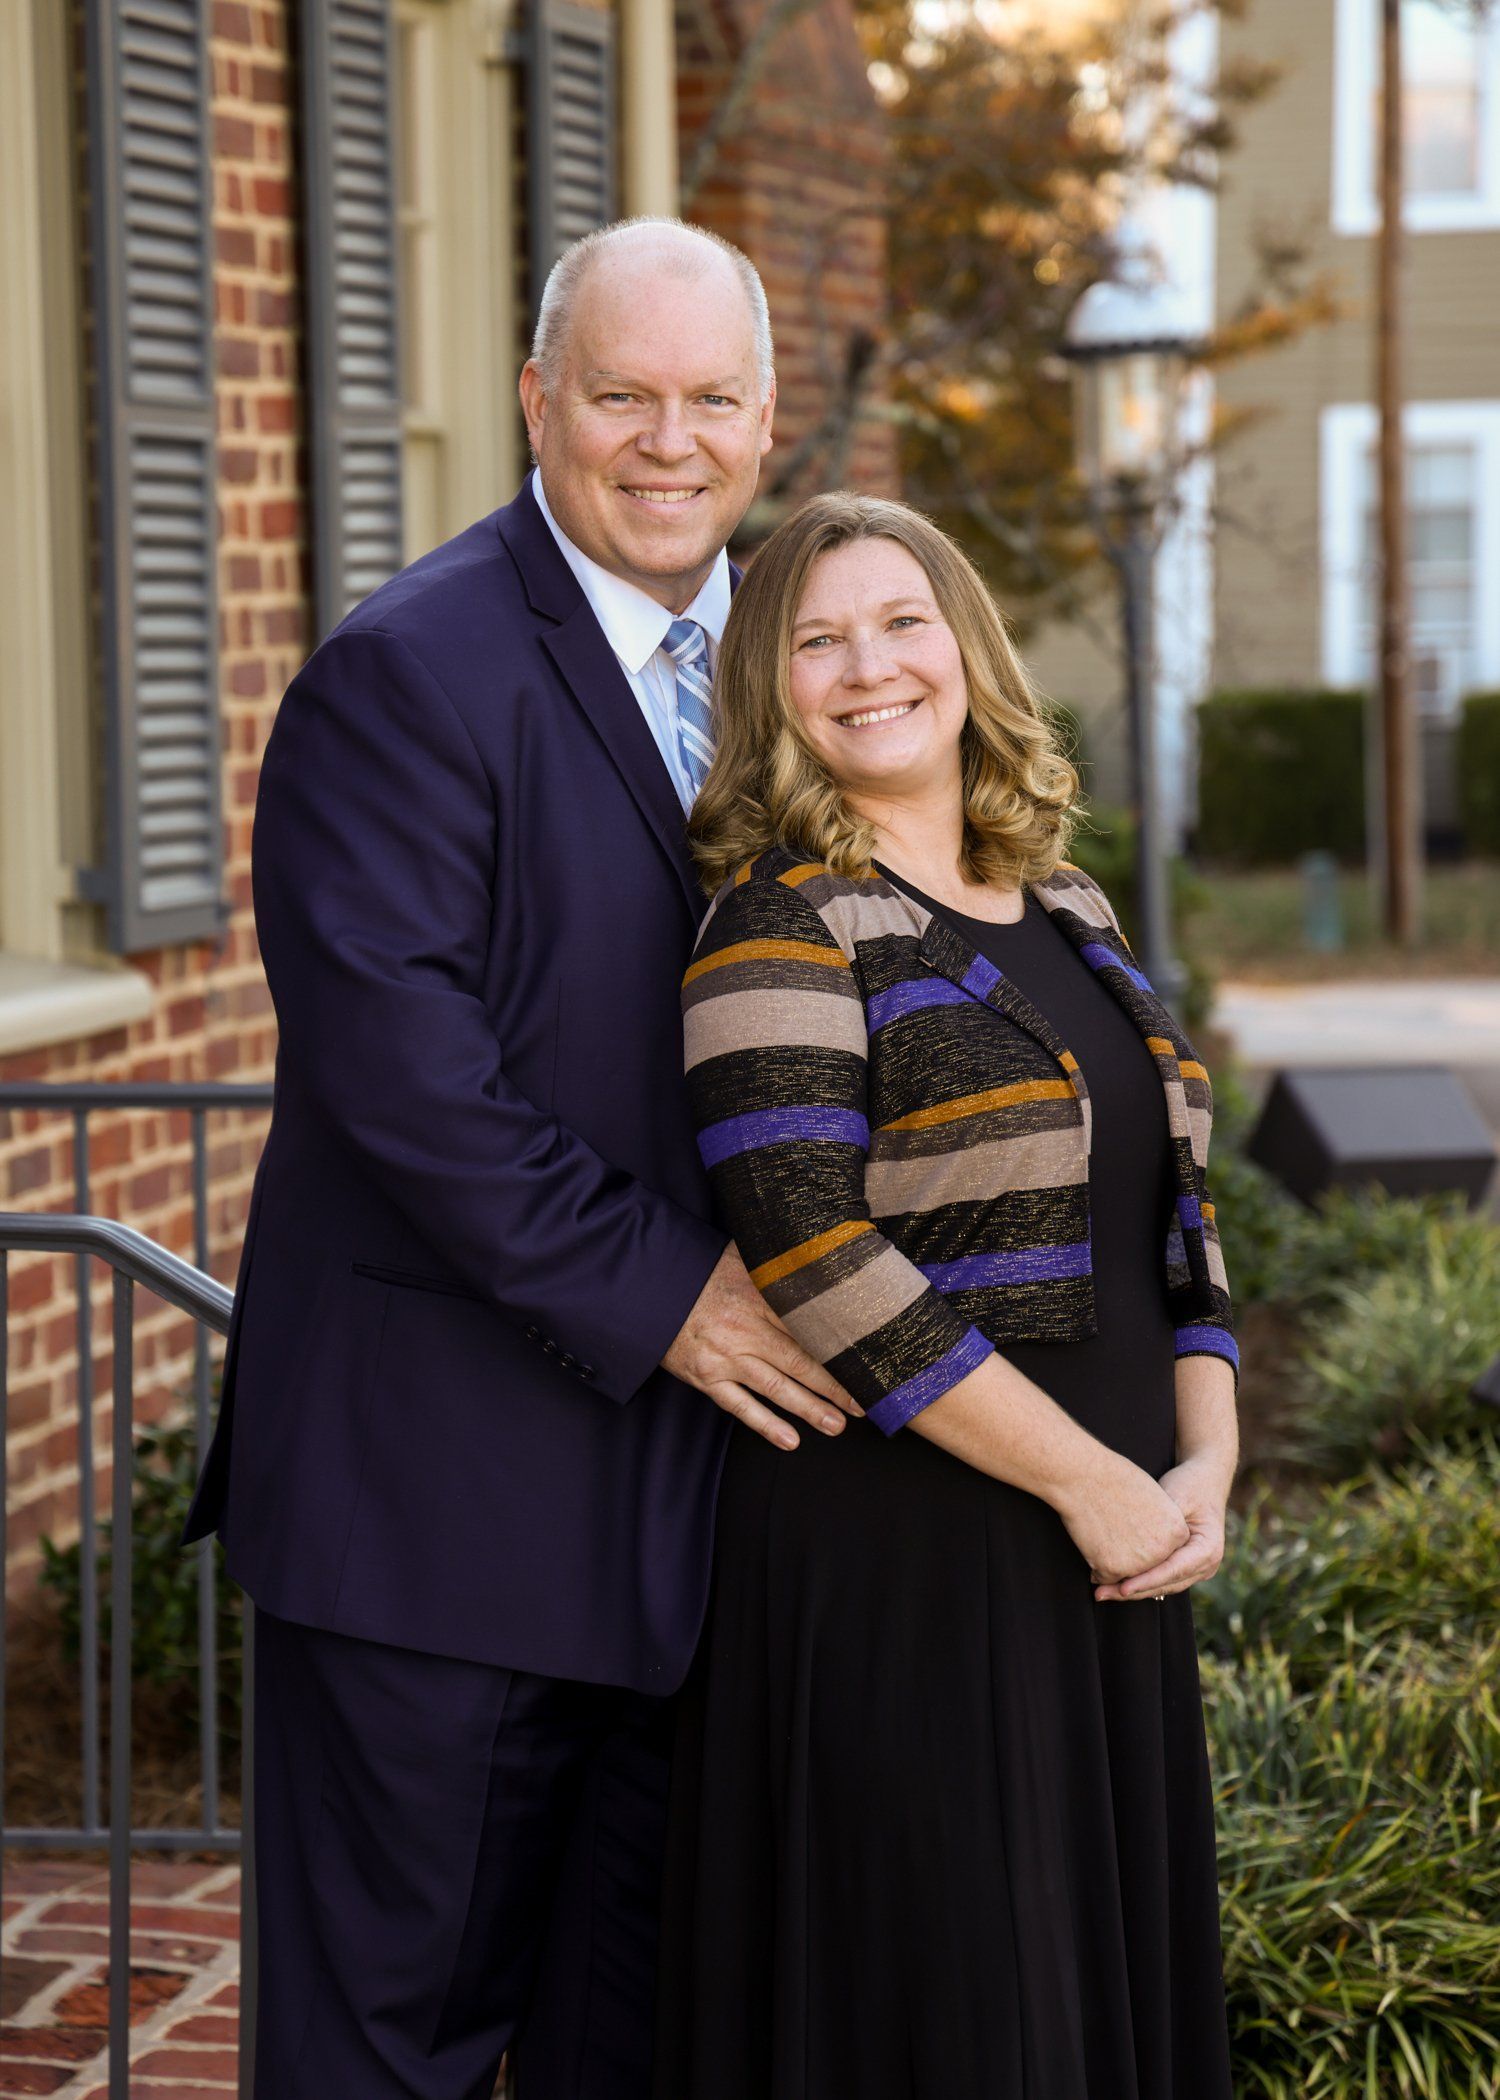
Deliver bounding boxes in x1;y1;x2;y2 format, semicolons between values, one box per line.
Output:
1061;228;1201;1011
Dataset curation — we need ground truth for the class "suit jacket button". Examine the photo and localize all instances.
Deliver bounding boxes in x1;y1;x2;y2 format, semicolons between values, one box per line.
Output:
525;1324;540;1342
579;1364;595;1380
560;1352;576;1369
543;1338;558;1355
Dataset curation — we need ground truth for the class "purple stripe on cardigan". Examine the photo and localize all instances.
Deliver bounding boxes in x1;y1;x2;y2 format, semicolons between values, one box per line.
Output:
919;1240;1093;1291
865;1324;996;1436
961;952;1003;999
1173;1323;1240;1370
866;976;971;1034
1079;941;1153;993
697;1104;869;1169
1176;1193;1202;1232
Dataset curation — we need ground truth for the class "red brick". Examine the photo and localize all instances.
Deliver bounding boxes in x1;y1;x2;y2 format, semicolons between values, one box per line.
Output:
163;2015;238;2044
55;1971;188;2029
0;2025;104;2063
258;498;299;539
215;227;256;270
135;2048;241;2079
8;1149;57;1198
0;2063;74;2093
213;113;255;159
216;336;259;379
255;393;295;435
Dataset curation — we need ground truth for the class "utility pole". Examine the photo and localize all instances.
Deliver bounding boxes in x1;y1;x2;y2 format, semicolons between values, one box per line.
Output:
1377;0;1421;943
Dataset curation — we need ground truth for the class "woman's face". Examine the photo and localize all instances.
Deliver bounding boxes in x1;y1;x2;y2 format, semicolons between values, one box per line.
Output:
786;539;969;805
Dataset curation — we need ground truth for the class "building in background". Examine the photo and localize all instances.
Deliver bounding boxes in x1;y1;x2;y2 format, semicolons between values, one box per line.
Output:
1027;0;1500;840
1216;0;1500;839
0;0;896;1588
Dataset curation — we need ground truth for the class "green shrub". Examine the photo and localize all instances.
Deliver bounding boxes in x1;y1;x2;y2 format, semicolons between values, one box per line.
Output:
1212;1645;1500;2097
1277;1189;1494;1315
39;1416;242;1745
1287;1219;1500;1472
1197;688;1366;867
1458;691;1500;858
1198;1447;1500;1677
1203;1458;1500;2090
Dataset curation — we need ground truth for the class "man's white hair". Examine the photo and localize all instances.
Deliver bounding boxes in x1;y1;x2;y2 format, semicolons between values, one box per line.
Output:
530;217;775;401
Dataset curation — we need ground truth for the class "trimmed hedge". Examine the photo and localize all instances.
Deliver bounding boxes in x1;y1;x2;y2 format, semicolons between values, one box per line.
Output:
1458;690;1500;858
1197;688;1366;866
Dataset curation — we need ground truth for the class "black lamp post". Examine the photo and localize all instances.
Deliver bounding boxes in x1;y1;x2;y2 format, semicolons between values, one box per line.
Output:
1061;231;1199;1011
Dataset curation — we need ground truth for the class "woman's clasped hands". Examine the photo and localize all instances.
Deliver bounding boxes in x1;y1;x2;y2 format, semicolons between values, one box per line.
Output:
1059;1444;1231;1606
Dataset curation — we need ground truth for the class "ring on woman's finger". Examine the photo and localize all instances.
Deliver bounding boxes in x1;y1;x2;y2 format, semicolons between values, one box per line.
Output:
1153;1592;1166;1601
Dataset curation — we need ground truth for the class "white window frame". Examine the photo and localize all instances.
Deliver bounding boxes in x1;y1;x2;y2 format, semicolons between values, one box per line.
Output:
391;0;523;562
1332;0;1500;234
1321;399;1500;708
0;0;152;1052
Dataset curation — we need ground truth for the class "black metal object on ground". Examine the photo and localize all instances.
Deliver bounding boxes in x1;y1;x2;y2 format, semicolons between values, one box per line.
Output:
1247;1064;1498;1208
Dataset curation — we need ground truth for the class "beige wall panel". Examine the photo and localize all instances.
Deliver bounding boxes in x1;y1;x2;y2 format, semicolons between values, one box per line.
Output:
1214;0;1500;691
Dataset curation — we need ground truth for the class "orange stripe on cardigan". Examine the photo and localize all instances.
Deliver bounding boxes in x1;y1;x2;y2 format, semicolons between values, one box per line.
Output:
683;937;853;985
878;1077;1077;1133
750;1218;875;1288
1145;1036;1209;1084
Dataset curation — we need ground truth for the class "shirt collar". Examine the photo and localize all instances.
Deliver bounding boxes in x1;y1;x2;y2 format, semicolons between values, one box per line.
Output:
531;467;732;676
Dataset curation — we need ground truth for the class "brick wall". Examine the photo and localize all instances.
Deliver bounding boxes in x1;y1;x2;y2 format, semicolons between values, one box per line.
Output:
679;0;899;511
0;0;299;1590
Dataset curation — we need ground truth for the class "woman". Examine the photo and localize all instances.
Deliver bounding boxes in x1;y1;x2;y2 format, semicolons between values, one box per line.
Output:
654;493;1239;2100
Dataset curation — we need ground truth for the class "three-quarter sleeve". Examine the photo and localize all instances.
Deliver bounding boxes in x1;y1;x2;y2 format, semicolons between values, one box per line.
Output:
1170;1187;1239;1379
683;873;995;1433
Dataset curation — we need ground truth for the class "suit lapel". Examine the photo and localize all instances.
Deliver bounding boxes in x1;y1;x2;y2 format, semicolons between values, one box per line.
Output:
495;478;736;922
541;606;703;917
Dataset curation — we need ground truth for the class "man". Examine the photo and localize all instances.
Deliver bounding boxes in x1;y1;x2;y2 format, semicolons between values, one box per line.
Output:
185;219;857;2099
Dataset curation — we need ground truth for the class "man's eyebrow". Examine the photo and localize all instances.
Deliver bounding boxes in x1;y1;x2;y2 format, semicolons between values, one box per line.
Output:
791;595;934;633
583;370;749;390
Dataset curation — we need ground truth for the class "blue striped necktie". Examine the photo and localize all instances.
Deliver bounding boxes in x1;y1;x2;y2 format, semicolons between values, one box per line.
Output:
665;616;715;800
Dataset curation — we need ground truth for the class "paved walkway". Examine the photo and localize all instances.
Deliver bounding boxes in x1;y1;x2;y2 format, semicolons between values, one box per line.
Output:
1213;976;1500;1071
1;1860;240;2097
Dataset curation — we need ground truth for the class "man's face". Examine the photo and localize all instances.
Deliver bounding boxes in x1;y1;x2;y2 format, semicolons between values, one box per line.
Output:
519;255;775;611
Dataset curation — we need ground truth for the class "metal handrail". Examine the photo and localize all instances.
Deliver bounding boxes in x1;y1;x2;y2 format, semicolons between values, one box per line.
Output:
0;1212;234;1327
1;1082;271;2099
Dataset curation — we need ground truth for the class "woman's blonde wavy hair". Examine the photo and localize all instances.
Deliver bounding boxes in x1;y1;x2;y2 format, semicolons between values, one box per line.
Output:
688;492;1080;896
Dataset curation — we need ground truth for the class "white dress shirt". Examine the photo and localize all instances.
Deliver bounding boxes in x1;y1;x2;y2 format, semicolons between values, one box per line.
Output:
531;468;731;811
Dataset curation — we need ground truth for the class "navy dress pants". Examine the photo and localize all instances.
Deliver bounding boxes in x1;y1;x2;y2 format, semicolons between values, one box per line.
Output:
251;1608;673;2100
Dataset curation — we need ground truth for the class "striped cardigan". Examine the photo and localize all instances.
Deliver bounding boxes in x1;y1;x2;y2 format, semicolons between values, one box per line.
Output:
682;844;1237;1436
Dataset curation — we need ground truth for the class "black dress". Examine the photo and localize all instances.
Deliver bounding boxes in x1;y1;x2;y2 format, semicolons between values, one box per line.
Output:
654;878;1233;2100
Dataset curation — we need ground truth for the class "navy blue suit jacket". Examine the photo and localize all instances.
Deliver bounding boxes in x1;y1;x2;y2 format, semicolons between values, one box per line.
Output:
184;477;733;1692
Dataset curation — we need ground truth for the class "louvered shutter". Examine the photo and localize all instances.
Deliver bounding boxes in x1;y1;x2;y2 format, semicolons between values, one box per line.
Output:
301;0;405;642
85;0;225;954
527;0;618;307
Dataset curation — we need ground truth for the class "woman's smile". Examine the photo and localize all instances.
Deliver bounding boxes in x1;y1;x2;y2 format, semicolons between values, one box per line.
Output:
833;697;922;729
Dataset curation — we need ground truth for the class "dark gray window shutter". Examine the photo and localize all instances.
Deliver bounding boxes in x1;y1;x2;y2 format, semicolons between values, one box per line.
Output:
527;0;618;307
85;0;225;954
300;0;405;642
